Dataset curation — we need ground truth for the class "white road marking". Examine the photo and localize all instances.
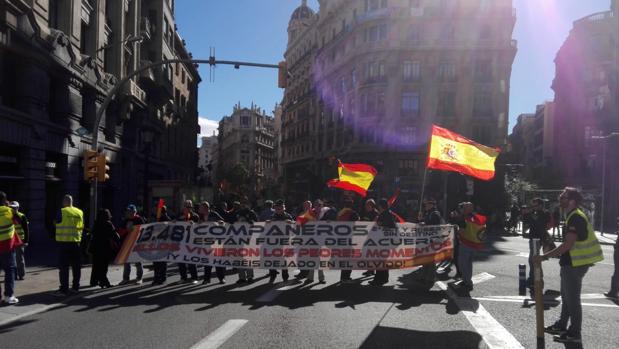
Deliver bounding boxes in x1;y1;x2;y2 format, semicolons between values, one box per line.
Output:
436;281;524;349
515;252;529;258
190;319;248;349
256;283;298;303
473;296;618;308
472;272;495;285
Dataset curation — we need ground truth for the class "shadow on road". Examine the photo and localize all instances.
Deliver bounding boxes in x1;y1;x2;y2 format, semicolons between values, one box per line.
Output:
359;325;482;349
0;319;38;334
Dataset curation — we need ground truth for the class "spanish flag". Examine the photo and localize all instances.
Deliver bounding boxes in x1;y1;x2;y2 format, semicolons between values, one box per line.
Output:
427;125;500;181
327;161;377;197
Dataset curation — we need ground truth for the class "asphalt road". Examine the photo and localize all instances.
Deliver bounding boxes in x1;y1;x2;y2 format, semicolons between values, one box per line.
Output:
0;234;616;349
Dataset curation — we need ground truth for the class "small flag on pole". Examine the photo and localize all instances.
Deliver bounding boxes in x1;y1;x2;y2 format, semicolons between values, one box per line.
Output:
427;125;500;181
156;198;165;221
327;161;377;197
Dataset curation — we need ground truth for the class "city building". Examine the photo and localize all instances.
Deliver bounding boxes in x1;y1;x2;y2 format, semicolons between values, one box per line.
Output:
281;0;517;213
0;0;199;243
198;135;217;186
551;3;619;228
217;103;277;200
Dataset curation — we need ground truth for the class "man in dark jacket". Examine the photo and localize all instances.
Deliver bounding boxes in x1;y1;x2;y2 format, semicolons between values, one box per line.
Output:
523;197;550;289
178;200;199;284
119;204;146;285
370;198;397;286
268;200;294;283
152;206;171;285
199;201;227;284
235;198;257;283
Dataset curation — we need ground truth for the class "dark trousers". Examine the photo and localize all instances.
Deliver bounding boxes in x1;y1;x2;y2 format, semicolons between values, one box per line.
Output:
269;269;288;280
0;250;16;297
373;270;389;283
153;262;167;283
91;254;111;287
558;265;589;337
610;238;619;293
340;270;352;280
58;243;82;292
204;266;226;281
178;263;197;280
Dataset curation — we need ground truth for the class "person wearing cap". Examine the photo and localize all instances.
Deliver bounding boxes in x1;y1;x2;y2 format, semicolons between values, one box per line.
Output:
178;200;199;284
118;204;146;285
235;197;258;283
0;191;19;304
268;199;294;283
259;200;275;222
9;201;29;280
152;205;171;285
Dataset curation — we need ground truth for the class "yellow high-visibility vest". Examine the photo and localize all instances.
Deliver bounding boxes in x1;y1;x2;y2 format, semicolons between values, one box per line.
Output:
13;211;26;240
55;207;84;243
0;206;15;242
566;208;603;267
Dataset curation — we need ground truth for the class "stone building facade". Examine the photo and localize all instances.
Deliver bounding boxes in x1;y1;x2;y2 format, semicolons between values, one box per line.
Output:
281;0;517;214
0;0;199;243
217;103;277;199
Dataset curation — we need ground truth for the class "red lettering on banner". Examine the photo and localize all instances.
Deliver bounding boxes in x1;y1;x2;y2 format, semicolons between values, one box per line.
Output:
263;248;295;257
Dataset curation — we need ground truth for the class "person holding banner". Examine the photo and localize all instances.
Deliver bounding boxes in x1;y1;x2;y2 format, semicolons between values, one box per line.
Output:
296;200;316;280
369;199;397;286
451;202;485;293
306;200;326;284
178;200;199;284
199;201;227;284
268;200;294;283
361;199;379;277
536;187;604;344
118;205;146;285
152;205;171;285
235;198;257;284
416;198;442;286
339;197;360;284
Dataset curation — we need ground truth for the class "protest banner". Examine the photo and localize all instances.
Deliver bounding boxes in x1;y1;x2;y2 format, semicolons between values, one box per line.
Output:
115;221;454;270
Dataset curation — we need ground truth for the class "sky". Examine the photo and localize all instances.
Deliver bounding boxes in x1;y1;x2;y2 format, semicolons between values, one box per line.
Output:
175;0;612;144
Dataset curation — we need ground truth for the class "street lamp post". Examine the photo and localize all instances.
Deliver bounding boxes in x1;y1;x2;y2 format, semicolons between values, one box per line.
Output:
592;133;619;235
88;57;281;228
141;129;155;218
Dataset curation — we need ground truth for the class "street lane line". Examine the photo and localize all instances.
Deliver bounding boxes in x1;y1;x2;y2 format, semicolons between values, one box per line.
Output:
472;272;495;285
516;252;528;258
190;319;248;349
256;283;298;303
436;281;524;349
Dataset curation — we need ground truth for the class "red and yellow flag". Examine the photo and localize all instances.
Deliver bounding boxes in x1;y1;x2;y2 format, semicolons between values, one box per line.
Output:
327;161;377;197
427;125;500;181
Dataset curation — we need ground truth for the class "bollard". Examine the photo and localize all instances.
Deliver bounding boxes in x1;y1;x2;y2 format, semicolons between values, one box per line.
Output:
519;264;526;295
533;239;545;347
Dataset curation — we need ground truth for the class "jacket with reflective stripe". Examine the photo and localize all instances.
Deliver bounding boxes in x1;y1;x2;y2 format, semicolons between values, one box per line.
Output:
566;208;603;267
55;207;84;243
13;211;26;240
0;206;15;242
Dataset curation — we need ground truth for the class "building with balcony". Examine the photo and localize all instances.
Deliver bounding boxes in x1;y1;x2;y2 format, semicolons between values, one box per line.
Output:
281;0;517;214
216;103;277;200
551;4;619;229
0;0;199;243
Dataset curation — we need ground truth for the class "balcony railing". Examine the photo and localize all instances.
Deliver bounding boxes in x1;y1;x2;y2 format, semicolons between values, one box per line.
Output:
123;80;146;106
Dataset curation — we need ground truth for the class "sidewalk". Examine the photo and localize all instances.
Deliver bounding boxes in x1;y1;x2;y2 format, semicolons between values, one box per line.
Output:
501;223;617;245
0;264;152;326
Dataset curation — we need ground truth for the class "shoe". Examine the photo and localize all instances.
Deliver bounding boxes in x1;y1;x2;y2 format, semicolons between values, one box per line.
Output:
362;271;375;276
303;279;313;285
219;279;226;284
340;278;354;284
70;288;79;294
369;280;387;286
236;279;247;284
246;278;253;283
203;278;211;285
3;296;19;305
135;279;143;285
605;290;618;299
553;333;581;343
190;279;199;285
51;290;69;297
282;276;289;282
318;280;327;284
544;323;567;336
17;276;24;281
118;280;131;285
268;275;276;283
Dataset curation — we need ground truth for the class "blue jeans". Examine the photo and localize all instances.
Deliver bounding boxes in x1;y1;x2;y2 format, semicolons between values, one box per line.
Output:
457;244;475;286
1;250;17;297
557;265;589;337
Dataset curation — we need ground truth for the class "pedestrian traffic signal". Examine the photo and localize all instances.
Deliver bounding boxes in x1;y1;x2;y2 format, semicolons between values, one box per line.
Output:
83;150;98;182
97;153;110;182
278;61;287;88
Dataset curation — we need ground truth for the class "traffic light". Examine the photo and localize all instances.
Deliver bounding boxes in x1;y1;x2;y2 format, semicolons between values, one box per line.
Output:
278;61;287;88
83;150;98;182
97;153;110;182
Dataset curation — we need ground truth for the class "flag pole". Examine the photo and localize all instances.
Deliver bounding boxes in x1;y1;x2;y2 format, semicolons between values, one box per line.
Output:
419;166;429;215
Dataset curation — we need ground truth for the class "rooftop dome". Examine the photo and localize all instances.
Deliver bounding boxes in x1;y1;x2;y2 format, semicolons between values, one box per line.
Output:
290;0;314;23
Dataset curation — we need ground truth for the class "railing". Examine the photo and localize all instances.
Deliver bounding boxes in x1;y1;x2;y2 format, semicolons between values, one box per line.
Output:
575;11;614;26
123;80;146;105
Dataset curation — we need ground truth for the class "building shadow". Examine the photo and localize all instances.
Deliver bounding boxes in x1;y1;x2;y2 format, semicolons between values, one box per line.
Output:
359;325;483;349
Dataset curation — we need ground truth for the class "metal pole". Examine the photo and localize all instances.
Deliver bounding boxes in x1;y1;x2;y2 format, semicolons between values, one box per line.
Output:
601;140;606;236
532;238;544;348
88;57;281;228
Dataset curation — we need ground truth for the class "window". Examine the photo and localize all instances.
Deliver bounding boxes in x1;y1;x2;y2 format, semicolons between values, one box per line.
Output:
401;127;417;146
376;92;385;116
438;62;456;81
473;91;493;116
441;25;455;41
351;68;357;87
366;24;387;42
474;59;493;81
401;92;420;116
182;70;186;84
407;25;420;43
480;0;491;12
340;77;346;94
241;135;249;143
403;60;421;81
240;116;250;127
399;159;419;175
480;25;492;40
409;0;421;8
438;91;456;116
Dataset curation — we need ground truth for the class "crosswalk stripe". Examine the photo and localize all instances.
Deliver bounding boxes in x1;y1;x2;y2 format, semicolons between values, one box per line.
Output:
436;281;524;349
190;319;248;349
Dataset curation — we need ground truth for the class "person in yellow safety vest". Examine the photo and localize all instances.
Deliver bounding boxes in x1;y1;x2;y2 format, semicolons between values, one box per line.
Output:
9;201;29;280
53;194;84;297
0;191;19;304
535;187;604;344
